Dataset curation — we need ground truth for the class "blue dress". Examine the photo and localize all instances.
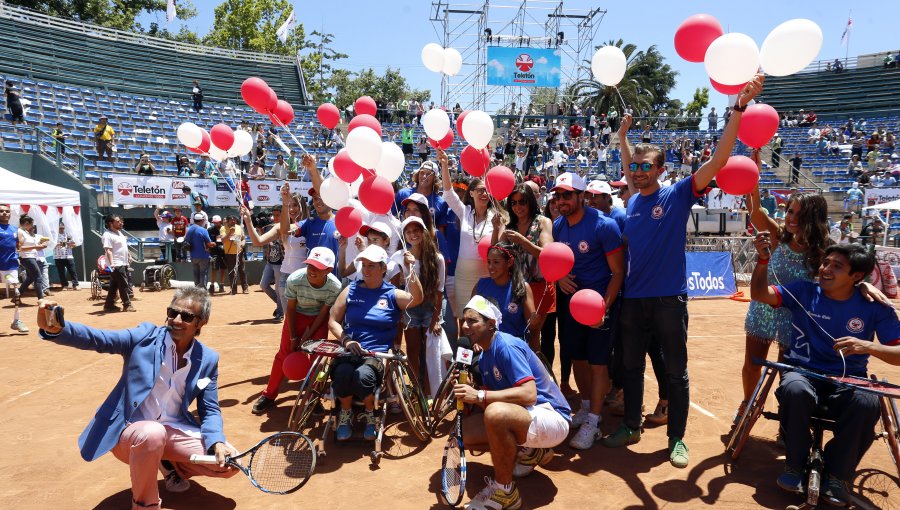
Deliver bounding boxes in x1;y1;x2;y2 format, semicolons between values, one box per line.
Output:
744;243;812;348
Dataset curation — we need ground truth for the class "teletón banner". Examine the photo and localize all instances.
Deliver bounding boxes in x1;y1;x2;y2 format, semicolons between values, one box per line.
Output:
685;251;737;298
111;175;312;207
486;47;562;87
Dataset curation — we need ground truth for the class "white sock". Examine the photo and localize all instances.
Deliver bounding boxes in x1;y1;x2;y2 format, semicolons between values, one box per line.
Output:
493;480;514;493
586;413;600;427
580;400;590;412
13;307;20;322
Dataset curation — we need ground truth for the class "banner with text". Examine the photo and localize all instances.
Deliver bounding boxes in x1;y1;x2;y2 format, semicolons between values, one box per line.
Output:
685;251;737;298
112;175;312;207
486;47;561;87
865;187;900;207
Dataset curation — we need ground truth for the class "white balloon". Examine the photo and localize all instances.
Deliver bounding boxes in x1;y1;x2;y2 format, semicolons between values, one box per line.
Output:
375;142;406;182
327;156;335;177
346;126;383;169
591;46;627;87
421;43;446;73
319;177;350;210
461;110;493;149
208;145;228;162
230;130;254;157
442;47;463;76
349;175;364;198
422;108;451;141
759;19;823;77
704;33;760;85
176;122;202;148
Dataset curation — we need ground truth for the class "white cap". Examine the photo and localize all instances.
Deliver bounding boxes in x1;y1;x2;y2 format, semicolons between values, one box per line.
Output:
401;216;427;232
211;215;222;223
418;161;437;172
193;213;205;221
464;295;503;328
585;180;613;195
359;221;393;240
402;192;429;208
305;246;336;270
355;244;389;264
551;172;586;192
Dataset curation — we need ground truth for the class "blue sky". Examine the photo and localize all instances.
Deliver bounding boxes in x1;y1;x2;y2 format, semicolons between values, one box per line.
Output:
150;1;898;113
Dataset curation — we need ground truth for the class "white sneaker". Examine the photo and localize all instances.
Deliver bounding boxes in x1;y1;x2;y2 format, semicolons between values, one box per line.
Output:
10;319;28;333
569;420;599;450
160;464;190;493
512;447;554;477
571;406;589;428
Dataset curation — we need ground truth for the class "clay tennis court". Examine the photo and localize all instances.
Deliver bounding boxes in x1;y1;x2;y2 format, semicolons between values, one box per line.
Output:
1;288;897;509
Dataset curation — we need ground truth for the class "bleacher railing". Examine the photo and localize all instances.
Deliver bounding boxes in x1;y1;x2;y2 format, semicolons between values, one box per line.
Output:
34;126;86;181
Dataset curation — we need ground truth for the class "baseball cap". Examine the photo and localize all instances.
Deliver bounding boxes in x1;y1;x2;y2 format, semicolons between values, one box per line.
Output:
418;161;437;173
402;192;429;208
610;180;627;188
355;244;389;264
193;213;205;221
160;210;172;219
305;246;336;270
550;172;586;192
211;215;222;223
401;216;427;232
585;180;613;195
359;221;393;240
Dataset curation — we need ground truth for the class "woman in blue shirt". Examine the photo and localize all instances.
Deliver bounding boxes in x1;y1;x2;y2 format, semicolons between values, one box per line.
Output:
328;245;422;441
473;243;537;348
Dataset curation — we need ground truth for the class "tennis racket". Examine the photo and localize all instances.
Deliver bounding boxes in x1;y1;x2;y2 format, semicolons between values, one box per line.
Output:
301;338;396;360
755;359;900;398
190;432;316;494
441;348;474;507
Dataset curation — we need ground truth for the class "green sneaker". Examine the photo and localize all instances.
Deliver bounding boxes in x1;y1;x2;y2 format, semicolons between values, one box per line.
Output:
669;437;689;468
601;424;641;448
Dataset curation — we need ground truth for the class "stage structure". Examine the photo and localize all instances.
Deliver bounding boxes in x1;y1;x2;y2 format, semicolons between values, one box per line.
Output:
430;0;605;113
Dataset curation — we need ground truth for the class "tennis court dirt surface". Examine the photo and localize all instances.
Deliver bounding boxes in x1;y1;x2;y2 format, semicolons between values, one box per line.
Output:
1;288;897;509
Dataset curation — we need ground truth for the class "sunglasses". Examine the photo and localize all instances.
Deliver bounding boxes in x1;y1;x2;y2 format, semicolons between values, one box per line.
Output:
509;198;527;206
472;187;488;195
555;190;578;200
629;162;655;172
166;307;199;323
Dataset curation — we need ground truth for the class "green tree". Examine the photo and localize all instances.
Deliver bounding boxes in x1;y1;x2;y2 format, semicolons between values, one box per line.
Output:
205;0;305;54
302;30;348;103
8;0;198;32
329;68;429;111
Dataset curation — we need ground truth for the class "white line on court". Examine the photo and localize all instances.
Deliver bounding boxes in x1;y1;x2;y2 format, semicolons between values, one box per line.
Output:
643;375;721;421
2;358;106;404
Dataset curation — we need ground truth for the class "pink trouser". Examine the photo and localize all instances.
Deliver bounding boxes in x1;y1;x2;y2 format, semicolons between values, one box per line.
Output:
111;421;237;509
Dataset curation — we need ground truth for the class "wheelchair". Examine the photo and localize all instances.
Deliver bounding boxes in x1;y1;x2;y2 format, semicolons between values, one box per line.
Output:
140;261;175;292
287;341;432;466
726;358;900;508
89;255;111;300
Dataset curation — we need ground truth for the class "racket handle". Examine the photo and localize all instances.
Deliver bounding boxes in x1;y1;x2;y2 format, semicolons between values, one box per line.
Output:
190;454;218;464
457;371;467;411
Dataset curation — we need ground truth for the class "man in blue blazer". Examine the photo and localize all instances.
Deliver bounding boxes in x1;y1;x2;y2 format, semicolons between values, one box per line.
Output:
37;286;238;509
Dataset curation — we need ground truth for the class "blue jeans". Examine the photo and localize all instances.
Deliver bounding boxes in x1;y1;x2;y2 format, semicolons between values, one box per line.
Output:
19;258;43;299
261;263;283;316
191;258;210;288
277;272;289;315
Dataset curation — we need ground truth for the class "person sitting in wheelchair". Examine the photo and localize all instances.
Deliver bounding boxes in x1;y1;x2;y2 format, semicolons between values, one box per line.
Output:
327;245;423;441
751;238;900;506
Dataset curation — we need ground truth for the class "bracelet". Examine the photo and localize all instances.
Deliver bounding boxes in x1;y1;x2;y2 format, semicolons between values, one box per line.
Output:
733;102;747;113
758;257;770;265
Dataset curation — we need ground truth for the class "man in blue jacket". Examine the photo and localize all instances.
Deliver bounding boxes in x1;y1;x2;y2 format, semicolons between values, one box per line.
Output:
37;287;238;509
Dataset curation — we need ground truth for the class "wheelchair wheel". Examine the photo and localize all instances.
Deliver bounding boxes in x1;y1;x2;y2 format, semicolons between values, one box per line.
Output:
160;265;175;289
429;363;458;437
876;376;900;481
90;271;101;300
288;356;332;433
390;358;431;442
727;365;777;460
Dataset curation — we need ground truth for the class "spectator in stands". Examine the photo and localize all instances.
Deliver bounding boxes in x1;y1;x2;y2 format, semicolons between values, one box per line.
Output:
884;54;895;68
860;217;885;246
807;123;821;143
848;154;864;177
641;124;652;143
760;189;777;218
877;154;893;172
771;133;783;167
4;80;25;125
658;110;669;129
195;155;214;178
802;110;817;127
867;132;881;154
331;127;345;150
845;183;864;214
191;80;203;112
286;149;300;180
827;137;841;157
266;125;278;148
569;120;583;140
416;136;429;164
51;122;67;154
867;147;882;171
271;154;288;180
175;154;191;176
707;107;717;131
788;153;802;184
249;161;266;180
850;131;866;160
884;132;895;154
93;115;116;162
832;58;844;72
134;154;155;176
254;139;267;169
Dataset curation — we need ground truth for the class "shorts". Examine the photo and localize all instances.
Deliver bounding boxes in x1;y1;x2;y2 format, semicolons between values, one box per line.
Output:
0;269;19;285
557;291;619;365
520;402;570;449
529;280;556;314
402;143;414;155
402;302;435;328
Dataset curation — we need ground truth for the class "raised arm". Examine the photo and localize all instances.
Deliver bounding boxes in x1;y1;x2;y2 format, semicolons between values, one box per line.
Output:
749;232;780;306
745;152;780;246
617;114;636;197
301;154;323;193
240;206;281;246
438;148;465;218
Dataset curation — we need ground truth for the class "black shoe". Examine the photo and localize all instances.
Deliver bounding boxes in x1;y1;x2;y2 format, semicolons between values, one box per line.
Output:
822;474;849;507
103;305;119;312
208;283;215;294
252;395;275;415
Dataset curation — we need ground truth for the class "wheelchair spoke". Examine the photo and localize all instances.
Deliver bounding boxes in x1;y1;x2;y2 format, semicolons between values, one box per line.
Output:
390;360;431;442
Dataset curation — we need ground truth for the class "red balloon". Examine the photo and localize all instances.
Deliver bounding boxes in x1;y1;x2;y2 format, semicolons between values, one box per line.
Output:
538;242;574;282
333;150;364;183
485;166;515;200
738;104;779;149
241;77;277;114
335;206;364;238
283;352;313;380
478;236;492;263
317;103;341;129
348;114;383;137
209;124;235;151
270;99;294;126
570;289;607;326
355;96;377;116
189;129;212;154
716;155;759;196
460;145;490;177
709;77;747;95
358;175;394;215
674;14;724;63
430;130;454;150
456;110;470;139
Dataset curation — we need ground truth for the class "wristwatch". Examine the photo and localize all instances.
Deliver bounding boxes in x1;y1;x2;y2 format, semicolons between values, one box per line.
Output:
477;390;486;404
732;102;747;113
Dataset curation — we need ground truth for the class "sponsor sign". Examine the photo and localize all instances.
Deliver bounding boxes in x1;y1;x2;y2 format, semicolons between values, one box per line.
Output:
111;176;314;207
486;47;561;87
685;251;737;298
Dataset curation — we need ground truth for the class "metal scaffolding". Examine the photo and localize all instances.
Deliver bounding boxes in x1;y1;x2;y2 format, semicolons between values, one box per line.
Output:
430;0;605;113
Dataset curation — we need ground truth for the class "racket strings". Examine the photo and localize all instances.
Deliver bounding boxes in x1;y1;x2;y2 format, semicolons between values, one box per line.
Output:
251;435;315;493
443;445;462;492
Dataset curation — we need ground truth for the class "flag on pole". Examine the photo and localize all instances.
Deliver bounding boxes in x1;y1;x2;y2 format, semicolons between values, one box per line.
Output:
166;0;176;23
276;10;296;44
840;16;852;47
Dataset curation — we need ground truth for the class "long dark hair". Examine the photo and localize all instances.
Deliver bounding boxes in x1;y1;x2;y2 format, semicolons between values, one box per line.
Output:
504;184;539;229
405;222;441;299
488;242;526;304
780;191;832;277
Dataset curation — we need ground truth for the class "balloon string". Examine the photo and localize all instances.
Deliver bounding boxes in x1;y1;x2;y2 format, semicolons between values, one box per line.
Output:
614;86;627;114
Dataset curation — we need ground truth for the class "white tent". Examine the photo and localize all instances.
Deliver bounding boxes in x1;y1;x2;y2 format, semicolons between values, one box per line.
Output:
0;165;84;249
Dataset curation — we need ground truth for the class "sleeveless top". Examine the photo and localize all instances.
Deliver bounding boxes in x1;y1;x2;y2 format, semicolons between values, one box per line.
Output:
343;281;400;353
280;226;308;275
744;242;813;347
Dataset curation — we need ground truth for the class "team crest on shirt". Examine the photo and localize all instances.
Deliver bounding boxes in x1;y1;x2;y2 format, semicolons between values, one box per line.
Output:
578;240;590;253
492;365;502;381
507;302;519;314
651;205;665;219
846;317;864;333
377;298;389;309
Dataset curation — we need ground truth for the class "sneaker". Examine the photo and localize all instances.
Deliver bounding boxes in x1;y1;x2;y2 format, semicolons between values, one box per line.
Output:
251;395;275;415
274;314;284;323
569;421;600;450
604;387;623;406
242;287;249;294
102;305;119;312
336;409;353;441
776;467;805;494
162;466;190;493
465;478;522;510
823;474;849;507
669;437;689;468
363;411;377;441
512;447;554;477
645;400;669;426
10;319;29;333
571;406;590;428
602;424;641;448
124;305;137;312
388;400;402;415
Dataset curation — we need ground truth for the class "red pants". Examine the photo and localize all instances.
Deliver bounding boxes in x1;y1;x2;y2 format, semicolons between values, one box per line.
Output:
263;312;327;398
